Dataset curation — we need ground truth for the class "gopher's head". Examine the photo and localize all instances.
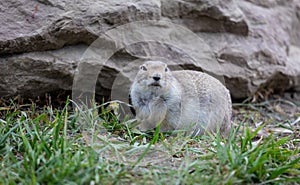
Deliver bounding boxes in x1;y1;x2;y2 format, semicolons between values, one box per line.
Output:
134;61;173;93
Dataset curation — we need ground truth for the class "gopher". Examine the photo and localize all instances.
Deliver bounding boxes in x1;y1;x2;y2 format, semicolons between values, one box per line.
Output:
130;61;232;136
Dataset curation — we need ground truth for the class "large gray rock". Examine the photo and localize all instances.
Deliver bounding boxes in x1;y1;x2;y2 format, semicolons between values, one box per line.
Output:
0;0;160;54
0;0;299;101
0;45;85;97
161;0;249;35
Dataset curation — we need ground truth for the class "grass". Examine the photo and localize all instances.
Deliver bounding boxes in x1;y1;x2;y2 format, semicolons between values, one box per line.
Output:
0;99;300;184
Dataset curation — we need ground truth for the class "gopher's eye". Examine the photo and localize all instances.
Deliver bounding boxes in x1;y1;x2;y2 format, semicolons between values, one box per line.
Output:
165;67;168;72
140;65;147;71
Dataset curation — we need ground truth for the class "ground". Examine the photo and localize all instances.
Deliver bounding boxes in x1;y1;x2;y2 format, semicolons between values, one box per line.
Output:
0;92;299;184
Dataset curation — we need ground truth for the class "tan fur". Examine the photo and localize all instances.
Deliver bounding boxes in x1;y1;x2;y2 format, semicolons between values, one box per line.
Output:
130;61;232;136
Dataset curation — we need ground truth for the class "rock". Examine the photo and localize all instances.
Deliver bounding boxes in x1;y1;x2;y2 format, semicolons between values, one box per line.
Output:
0;0;300;101
161;0;249;35
0;45;86;97
193;0;296;99
290;0;300;47
0;0;160;54
287;46;300;92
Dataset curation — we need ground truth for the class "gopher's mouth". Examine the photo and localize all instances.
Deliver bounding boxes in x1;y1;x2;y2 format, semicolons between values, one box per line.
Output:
149;82;161;87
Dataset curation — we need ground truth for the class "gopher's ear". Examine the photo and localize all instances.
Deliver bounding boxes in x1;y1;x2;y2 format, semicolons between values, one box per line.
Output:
140;65;147;71
165;64;169;72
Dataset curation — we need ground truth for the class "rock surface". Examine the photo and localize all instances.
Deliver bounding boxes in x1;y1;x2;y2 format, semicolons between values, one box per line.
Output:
0;0;300;101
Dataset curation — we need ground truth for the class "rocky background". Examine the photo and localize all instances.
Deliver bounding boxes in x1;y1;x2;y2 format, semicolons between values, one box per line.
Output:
1;0;300;102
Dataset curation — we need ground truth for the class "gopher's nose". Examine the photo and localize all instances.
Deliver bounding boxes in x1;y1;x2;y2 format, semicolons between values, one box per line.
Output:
153;76;161;81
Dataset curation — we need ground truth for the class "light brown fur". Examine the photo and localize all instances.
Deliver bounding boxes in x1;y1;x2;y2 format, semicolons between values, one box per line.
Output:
130;61;232;136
